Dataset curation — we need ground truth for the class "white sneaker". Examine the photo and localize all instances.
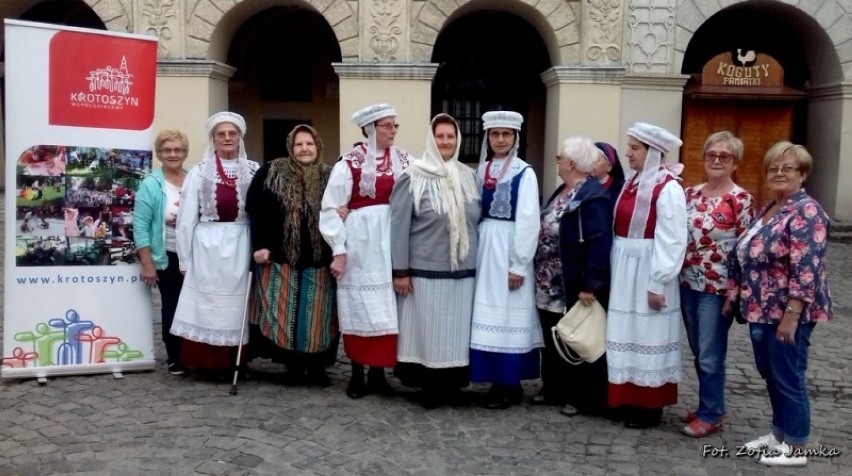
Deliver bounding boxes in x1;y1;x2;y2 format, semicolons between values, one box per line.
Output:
757;443;808;467
743;433;783;450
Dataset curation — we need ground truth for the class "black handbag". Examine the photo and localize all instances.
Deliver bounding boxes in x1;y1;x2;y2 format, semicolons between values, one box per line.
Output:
730;297;747;325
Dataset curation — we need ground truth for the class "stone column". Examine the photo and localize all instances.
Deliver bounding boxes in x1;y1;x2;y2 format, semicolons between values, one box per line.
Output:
620;74;689;164
155;60;236;167
0;61;5;191
332;63;438;155
540;66;625;195
806;82;852;221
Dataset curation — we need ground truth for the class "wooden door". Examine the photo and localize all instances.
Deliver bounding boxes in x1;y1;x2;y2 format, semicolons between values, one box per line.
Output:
681;99;794;206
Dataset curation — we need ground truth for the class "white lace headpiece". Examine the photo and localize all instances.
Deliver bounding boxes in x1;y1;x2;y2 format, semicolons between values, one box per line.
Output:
351;103;397;198
625;122;682;238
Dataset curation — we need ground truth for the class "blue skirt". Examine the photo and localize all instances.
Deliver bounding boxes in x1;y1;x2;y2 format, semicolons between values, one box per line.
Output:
470;349;540;386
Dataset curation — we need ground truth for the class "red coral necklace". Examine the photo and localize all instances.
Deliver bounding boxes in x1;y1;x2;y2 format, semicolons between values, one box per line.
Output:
215;152;237;188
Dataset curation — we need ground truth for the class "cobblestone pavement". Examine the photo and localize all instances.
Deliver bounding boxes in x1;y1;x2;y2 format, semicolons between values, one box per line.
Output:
1;198;850;475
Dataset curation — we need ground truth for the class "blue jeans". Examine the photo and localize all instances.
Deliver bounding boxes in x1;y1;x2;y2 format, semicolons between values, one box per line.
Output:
680;288;731;424
749;321;815;446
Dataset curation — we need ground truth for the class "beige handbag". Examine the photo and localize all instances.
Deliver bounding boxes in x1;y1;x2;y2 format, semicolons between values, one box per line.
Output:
552;300;606;365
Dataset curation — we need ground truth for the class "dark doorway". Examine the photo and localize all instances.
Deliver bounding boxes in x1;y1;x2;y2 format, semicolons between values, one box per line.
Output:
227;7;342;163
431;11;551;165
263;119;311;163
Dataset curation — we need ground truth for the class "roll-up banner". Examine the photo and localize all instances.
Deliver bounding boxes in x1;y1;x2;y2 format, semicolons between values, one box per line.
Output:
2;20;158;379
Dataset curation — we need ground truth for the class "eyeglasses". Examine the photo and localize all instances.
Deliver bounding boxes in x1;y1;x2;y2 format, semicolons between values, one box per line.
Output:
767;165;799;175
158;147;186;154
554;155;567;162
376;123;400;130
703;152;735;163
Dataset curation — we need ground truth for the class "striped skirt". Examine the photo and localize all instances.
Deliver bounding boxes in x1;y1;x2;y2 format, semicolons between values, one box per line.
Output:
251;262;338;354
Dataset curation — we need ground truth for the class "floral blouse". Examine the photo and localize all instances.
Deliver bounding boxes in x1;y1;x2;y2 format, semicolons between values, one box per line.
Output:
728;190;833;324
680;183;754;295
535;181;583;312
534;194;571;313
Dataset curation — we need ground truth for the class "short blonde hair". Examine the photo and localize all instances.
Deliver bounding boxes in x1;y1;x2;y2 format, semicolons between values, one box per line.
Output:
154;129;189;157
763;141;812;177
703;131;744;162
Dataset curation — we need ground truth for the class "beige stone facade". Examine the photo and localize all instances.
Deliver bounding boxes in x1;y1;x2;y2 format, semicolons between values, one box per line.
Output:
1;0;851;220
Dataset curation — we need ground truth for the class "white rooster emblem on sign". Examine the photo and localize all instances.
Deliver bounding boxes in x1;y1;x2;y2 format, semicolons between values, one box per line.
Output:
736;49;757;67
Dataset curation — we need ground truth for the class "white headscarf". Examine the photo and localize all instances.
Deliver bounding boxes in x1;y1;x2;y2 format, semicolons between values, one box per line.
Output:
199;111;253;186
624;122;683;238
409;114;479;270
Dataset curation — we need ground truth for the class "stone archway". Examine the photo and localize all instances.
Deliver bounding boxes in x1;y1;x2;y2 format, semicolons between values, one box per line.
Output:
185;0;358;62
410;0;576;65
675;0;846;84
677;0;848;218
83;0;131;32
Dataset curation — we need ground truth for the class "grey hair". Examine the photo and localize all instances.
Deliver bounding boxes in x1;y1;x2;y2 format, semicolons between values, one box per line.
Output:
559;136;597;173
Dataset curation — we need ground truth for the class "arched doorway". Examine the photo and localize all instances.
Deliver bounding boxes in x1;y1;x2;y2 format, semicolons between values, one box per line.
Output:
431;11;550;180
226;7;341;164
0;0;106;190
680;4;816;206
18;0;106;29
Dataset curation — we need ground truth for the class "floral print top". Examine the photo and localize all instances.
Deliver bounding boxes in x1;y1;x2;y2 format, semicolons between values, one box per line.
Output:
680;183;754;295
728;190;833;324
535;182;583;313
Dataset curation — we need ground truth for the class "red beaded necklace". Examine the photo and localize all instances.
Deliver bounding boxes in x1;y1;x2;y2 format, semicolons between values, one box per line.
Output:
215;152;237;188
483;158;512;190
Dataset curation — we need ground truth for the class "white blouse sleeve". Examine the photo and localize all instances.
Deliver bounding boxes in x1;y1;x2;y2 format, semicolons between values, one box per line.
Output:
509;168;541;276
649;180;688;294
176;167;201;271
319;161;353;256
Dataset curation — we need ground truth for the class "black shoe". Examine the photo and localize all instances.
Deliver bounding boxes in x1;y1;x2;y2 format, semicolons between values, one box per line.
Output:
346;376;368;399
281;371;307;387
306;367;331;388
167;363;186;376
623;408;661;429
367;368;395;396
480;385;523;410
418;388;444;410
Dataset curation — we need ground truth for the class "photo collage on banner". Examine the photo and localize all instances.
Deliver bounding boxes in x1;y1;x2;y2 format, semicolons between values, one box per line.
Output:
15;144;151;267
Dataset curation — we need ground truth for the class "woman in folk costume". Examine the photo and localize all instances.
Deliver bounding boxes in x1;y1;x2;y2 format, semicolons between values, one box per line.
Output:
390;113;481;409
469;110;543;410
246;124;338;387
607;122;688;428
320;103;411;398
171;112;259;376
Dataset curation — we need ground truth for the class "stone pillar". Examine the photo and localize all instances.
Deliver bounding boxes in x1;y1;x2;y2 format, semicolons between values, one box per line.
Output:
806;82;852;221
332;63;438;155
0;61;5;192
620;74;689;164
540;66;625;195
155;60;236;166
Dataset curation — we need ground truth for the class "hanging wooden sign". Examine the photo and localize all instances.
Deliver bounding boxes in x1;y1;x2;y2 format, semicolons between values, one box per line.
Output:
702;50;784;87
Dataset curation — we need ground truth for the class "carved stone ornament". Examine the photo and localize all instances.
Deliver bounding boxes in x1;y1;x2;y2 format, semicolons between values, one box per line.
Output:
626;0;676;73
140;0;179;57
586;0;622;63
367;0;404;61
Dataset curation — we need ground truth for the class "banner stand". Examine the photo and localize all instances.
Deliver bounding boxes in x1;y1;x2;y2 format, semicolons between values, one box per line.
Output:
3;20;159;380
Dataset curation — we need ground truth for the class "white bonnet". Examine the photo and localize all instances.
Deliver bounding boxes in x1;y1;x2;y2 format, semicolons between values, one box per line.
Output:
482;110;523;131
351;103;397;128
626;122;681;153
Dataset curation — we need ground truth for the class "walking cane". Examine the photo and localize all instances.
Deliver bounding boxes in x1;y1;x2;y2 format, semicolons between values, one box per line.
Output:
230;271;253;396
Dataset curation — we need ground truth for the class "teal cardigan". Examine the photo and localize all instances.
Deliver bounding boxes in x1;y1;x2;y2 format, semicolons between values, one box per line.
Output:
133;168;185;270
